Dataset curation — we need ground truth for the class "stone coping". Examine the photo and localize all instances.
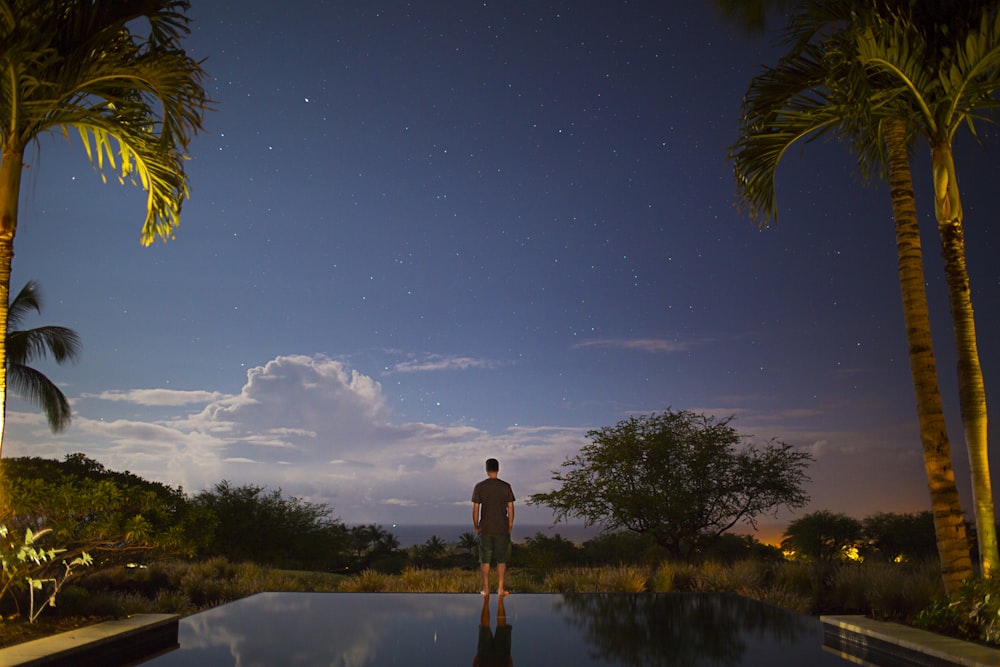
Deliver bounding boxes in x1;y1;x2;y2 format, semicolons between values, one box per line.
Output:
822;614;1000;667
0;613;179;666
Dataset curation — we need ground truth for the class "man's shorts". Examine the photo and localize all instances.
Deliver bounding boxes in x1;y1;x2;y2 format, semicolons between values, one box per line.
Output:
478;533;512;565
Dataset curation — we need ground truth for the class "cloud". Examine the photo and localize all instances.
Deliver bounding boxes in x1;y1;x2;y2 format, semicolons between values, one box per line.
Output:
573;338;692;353
4;351;931;530
4;354;587;525
390;354;502;373
85;389;230;406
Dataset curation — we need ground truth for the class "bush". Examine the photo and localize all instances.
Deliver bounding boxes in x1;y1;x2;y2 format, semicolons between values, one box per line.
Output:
914;577;1000;646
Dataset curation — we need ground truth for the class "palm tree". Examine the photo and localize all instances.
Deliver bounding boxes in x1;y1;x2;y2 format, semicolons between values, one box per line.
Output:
0;1;209;455
7;281;80;432
729;1;981;591
850;1;1000;577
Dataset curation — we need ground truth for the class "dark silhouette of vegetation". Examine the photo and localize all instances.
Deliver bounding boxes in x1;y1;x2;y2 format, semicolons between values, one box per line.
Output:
529;410;813;558
6;281;81;432
192;481;350;571
781;511;864;563
862;511;939;563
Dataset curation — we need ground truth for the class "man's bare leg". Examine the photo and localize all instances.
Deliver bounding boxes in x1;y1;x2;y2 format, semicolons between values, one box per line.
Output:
480;563;491;596
497;563;507;596
480;594;490;625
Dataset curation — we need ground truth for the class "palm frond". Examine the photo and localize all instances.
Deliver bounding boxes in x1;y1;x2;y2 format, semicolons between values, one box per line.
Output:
939;8;1000;140
6;280;41;330
1;0;209;243
855;17;938;134
6;326;81;366
7;363;71;432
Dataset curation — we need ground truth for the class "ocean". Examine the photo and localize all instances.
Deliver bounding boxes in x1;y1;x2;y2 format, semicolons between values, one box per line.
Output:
359;523;604;548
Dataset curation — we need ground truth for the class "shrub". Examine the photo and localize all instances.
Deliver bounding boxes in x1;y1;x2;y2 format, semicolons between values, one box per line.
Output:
914;577;1000;646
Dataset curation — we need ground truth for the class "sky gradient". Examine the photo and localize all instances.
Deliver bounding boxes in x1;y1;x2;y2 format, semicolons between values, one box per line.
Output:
6;2;1000;542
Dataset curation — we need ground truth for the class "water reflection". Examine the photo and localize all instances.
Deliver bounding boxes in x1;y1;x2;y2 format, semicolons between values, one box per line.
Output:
557;593;819;667
140;592;851;666
476;594;513;666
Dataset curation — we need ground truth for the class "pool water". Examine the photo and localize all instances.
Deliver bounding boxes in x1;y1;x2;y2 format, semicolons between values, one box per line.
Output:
139;592;856;666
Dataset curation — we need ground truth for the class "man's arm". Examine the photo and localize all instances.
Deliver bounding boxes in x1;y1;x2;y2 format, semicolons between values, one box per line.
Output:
506;501;514;534
472;502;480;533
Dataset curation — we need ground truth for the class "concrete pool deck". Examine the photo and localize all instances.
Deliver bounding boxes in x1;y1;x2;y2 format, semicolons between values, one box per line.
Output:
822;615;1000;666
0;614;178;666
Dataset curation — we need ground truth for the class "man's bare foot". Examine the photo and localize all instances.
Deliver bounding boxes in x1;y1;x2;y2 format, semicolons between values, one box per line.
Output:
497;589;509;596
480;590;489;597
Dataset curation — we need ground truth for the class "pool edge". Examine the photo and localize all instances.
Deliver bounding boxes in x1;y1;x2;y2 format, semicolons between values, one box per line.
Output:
0;613;179;666
821;614;1000;667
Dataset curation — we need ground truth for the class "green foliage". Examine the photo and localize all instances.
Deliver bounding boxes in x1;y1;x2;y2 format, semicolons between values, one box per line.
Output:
781;510;863;562
0;525;92;622
915;577;1000;645
0;455;205;565
0;0;210;244
192;481;350;571
529;409;812;557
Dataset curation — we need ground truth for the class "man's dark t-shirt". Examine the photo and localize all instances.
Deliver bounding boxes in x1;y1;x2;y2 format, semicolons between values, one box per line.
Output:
472;478;515;535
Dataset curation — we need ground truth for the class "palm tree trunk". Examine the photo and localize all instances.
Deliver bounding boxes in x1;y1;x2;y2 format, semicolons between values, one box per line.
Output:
0;148;22;459
886;121;972;593
930;140;998;577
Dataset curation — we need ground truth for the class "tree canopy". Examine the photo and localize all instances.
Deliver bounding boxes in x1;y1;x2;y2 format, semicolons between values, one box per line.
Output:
781;510;863;562
191;481;350;571
528;410;813;558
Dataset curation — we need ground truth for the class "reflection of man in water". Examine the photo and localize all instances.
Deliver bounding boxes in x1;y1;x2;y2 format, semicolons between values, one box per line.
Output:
471;458;515;597
475;594;512;667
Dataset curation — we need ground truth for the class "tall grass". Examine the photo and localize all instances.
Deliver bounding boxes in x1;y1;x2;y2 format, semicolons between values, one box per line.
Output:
61;555;948;635
543;565;648;593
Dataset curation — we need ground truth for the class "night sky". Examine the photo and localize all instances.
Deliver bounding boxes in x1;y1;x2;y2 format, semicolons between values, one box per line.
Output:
6;2;1000;541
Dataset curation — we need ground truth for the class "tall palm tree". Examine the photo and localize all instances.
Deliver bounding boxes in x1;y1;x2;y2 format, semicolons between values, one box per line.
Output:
0;0;209;455
729;1;981;591
850;1;1000;576
7;281;80;432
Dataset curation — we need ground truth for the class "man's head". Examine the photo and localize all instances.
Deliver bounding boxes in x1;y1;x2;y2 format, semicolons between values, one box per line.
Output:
485;458;500;475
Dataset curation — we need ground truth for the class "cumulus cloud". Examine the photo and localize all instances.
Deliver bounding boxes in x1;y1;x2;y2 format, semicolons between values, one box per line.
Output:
4;354;587;525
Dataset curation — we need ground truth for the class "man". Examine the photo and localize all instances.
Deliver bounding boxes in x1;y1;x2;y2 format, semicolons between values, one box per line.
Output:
472;458;515;596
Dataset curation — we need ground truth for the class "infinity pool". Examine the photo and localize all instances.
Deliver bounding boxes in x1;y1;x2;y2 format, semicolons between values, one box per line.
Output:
139;592;857;666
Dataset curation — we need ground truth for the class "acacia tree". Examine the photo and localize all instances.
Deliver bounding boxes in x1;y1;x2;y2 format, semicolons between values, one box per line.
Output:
0;0;209;454
528;410;812;559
